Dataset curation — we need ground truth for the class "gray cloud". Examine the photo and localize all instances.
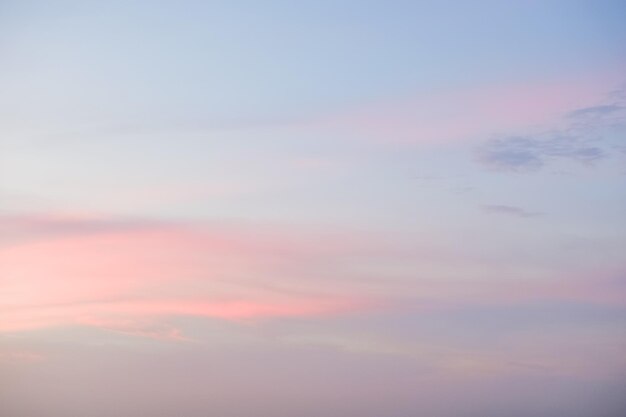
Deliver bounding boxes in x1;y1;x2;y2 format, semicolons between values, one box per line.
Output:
475;85;626;172
567;104;623;118
476;135;605;172
476;137;544;171
482;204;543;218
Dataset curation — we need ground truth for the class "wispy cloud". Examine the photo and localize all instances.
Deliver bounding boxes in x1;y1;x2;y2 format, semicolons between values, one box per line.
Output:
482;205;543;218
0;350;45;364
76;316;191;342
0;212;165;247
2;212;624;339
0;212;384;335
475;85;626;172
7;76;615;150
567;104;623;118
476;135;606;172
306;75;617;145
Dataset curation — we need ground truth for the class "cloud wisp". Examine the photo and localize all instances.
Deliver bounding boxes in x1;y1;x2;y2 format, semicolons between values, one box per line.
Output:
0;212;386;337
567;104;623;118
304;74;619;145
476;135;606;172
481;205;543;218
0;212;166;247
2;212;624;340
475;85;626;172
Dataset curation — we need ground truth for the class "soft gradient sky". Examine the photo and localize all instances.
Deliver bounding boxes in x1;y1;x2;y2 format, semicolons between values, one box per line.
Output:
1;1;626;416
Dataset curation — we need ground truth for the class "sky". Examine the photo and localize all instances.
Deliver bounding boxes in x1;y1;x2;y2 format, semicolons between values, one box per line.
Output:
1;1;626;416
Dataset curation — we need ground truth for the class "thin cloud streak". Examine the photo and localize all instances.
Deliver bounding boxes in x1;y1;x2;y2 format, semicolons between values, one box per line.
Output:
482;205;543;218
308;75;618;145
475;84;626;172
2;213;623;337
4;76;617;150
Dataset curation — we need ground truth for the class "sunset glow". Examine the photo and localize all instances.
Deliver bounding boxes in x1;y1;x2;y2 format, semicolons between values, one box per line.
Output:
1;1;625;416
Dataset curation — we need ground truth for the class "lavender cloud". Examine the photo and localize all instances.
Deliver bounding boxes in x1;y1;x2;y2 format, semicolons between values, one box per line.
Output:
475;86;626;172
567;104;623;118
476;135;605;172
482;205;543;218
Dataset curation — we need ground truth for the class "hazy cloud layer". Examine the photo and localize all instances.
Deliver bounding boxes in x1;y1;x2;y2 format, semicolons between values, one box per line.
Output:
2;212;624;339
2;2;626;416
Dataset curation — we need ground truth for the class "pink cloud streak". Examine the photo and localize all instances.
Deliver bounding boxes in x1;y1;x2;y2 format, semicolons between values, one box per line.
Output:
0;213;378;335
310;74;621;144
1;213;623;338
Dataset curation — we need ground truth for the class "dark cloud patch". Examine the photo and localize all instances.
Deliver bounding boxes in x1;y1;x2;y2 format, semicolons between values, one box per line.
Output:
482;205;543;218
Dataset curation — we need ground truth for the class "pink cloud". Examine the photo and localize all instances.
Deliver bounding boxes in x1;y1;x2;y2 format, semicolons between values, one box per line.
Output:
309;74;621;145
0;214;379;336
75;316;191;341
0;350;45;364
2;212;623;338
